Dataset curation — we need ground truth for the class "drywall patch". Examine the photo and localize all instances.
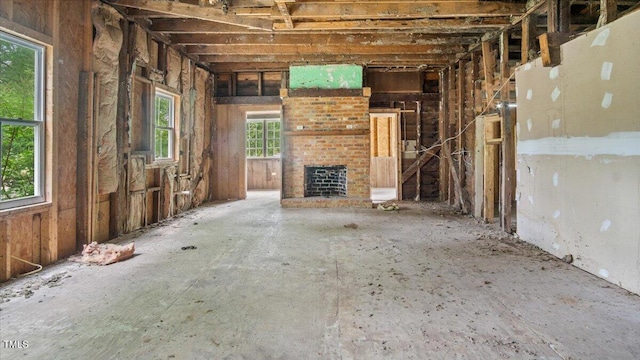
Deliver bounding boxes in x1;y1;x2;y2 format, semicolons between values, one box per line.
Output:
590;28;610;47
516;122;521;137
552;172;559;186
600;219;612;232
601;62;613;80
528;195;534;205
599;269;610;278
551;86;561;102
526;89;533;100
517;132;640;157
549;66;560;79
552;243;561;250
516;168;521;182
552;119;561;129
524;63;532;71
527;118;533;132
601;92;613;109
553;210;561;219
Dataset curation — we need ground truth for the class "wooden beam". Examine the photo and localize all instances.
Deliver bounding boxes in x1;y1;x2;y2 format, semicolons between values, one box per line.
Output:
499;31;510;102
483;115;499;222
447;66;456;206
370;93;440;103
273;18;511;32
263;2;526;19
402;147;440;183
471;51;483;115
214;96;282;105
481;40;496;109
443;141;468;214
151;19;262;33
547;0;571;32
187;43;466;55
415;100;422;200
170;33;479;46
521;15;538;64
108;0;273;31
456;60;466;203
500;105;515;232
597;0;618;27
203;54;458;64
275;0;294;29
438;69;449;202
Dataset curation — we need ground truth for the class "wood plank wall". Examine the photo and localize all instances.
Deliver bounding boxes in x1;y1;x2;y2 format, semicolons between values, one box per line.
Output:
0;0;91;280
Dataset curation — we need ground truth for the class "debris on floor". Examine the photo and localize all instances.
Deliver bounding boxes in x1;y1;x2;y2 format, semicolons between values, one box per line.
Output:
181;245;197;250
344;223;359;229
71;242;135;265
377;202;399;211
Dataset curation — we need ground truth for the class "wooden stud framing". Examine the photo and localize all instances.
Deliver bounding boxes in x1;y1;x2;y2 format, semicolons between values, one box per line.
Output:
415;100;422;200
481;41;495;110
438;69;449;202
521;15;538;64
500;105;515;232
597;0;618;27
447;66;456;206
456;59;466;205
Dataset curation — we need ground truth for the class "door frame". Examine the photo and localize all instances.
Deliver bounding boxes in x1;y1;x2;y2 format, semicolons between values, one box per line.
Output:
369;108;402;200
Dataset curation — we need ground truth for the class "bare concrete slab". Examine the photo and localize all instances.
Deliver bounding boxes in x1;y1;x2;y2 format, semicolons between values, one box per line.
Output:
1;191;639;359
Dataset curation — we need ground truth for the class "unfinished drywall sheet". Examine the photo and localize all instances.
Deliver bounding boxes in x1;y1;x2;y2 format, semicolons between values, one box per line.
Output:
92;5;123;194
515;12;640;294
289;64;362;89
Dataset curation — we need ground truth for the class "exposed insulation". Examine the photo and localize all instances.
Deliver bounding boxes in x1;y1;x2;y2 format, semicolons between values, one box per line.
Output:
166;47;182;90
133;24;149;65
128;156;146;192
92;5;123;194
191;68;209;207
162;166;176;219
126;192;145;232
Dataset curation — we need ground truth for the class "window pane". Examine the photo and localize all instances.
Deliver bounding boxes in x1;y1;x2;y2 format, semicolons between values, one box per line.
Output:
266;120;281;157
0;37;37;120
155;128;170;159
1;124;35;200
155;95;172;127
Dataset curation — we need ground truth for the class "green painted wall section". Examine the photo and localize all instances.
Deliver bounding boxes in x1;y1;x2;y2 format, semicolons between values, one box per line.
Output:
289;64;363;89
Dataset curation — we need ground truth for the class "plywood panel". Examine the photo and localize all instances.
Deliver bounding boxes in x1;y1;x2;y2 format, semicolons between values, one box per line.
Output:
371;157;395;187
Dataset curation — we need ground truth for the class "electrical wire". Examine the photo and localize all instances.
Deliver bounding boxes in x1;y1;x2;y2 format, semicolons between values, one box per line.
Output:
416;71;517;154
10;255;43;277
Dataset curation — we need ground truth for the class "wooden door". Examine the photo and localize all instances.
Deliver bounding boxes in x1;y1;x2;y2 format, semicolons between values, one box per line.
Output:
370;111;401;200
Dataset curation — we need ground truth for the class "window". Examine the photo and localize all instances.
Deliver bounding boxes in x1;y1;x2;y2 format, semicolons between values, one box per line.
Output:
0;32;45;210
245;113;281;158
154;90;175;160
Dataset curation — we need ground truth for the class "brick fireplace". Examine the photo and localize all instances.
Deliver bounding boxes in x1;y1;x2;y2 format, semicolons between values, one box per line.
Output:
281;89;371;208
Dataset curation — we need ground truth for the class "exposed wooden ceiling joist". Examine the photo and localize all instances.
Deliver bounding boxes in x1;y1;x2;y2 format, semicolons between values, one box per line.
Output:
200;53;459;64
236;1;525;20
169;33;479;46
186;43;466;55
108;0;274;31
272;18;512;31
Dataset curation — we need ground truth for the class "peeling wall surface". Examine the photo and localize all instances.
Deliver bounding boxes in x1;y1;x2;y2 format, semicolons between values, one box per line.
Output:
289;64;363;89
515;12;640;294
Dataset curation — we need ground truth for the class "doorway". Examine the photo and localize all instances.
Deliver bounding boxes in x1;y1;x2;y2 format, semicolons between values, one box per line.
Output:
369;110;401;203
245;111;282;193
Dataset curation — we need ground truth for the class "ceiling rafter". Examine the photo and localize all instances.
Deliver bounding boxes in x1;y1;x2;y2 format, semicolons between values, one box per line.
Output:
107;0;274;31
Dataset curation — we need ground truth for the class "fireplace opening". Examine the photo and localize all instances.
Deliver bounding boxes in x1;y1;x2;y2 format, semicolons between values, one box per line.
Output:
305;165;347;197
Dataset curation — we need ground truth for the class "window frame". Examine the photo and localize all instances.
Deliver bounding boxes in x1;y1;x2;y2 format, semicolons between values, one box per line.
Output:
152;87;179;163
245;113;281;159
0;31;46;210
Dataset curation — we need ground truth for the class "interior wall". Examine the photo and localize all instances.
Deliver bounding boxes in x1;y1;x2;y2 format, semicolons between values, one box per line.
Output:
0;0;90;280
515;12;640;294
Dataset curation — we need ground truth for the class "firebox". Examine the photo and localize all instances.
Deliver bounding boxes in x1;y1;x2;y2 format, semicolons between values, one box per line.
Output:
304;165;347;197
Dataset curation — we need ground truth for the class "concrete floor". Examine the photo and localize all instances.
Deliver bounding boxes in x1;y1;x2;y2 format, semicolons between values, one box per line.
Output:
1;191;640;360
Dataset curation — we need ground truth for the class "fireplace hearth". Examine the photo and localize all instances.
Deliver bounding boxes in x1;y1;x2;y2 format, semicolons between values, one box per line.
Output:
305;165;347;197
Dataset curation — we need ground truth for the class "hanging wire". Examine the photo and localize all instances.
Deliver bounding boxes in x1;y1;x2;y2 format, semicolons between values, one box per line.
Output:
416;71;517;155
